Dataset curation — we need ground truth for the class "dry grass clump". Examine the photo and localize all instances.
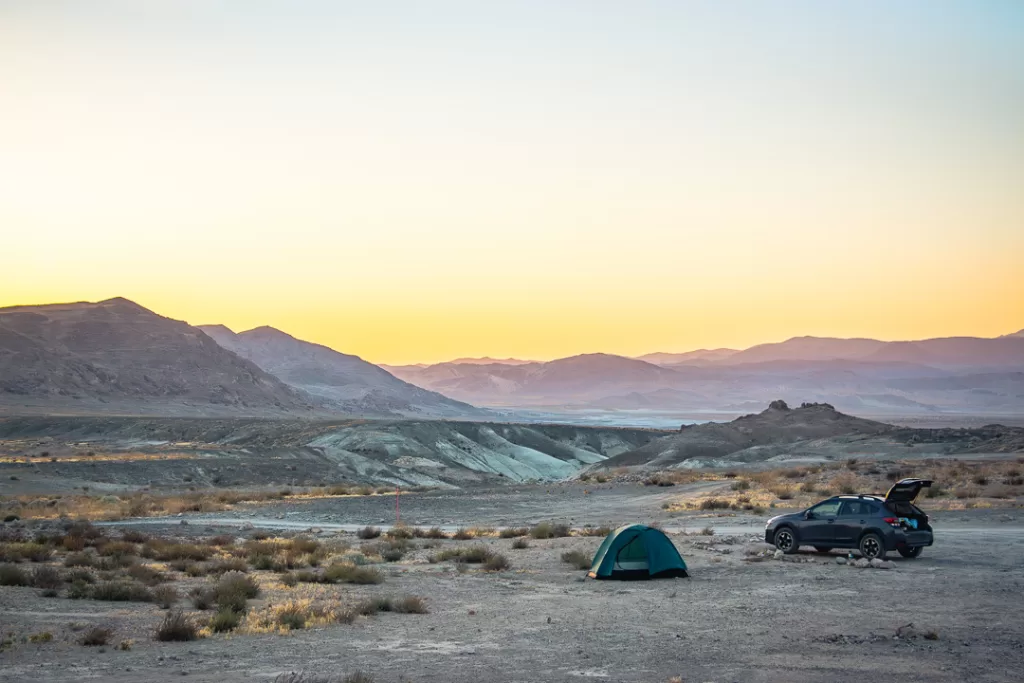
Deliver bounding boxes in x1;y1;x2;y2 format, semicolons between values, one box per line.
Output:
451;528;473;540
80;626;112;646
511;537;529;550
413;527;447;539
208;607;243;633
153;584;178;609
482;553;510;571
91;579;154;602
0;563;29;586
155;610;199;641
561;550;592;570
243;598;357;633
31;565;63;590
578;526;612;537
499;527;529;538
0;542;52;563
529;522;571;539
322;562;384;585
142;541;213;562
213;571;260;611
356;526;381;540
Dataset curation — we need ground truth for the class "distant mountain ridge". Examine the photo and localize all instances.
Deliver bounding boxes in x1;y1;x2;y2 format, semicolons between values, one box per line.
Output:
0;298;313;415
199;324;482;418
389;332;1024;418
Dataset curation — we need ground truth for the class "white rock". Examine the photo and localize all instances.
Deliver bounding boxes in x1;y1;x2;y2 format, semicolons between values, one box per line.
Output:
869;558;885;568
773;550;784;560
854;558;870;568
835;556;847;565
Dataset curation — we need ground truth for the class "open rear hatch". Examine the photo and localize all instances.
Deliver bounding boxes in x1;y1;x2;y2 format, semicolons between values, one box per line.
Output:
884;479;933;533
885;478;932;503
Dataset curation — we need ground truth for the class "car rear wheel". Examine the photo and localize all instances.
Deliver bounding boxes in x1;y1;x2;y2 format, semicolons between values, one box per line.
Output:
859;533;886;560
814;546;833;554
774;528;798;554
898;546;923;559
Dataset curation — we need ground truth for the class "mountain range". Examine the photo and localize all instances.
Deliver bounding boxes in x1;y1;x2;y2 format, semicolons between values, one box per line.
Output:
386;333;1024;419
2;296;1022;421
0;298;481;418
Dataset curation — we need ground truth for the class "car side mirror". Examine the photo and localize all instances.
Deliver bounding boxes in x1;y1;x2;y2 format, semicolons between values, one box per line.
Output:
804;510;814;519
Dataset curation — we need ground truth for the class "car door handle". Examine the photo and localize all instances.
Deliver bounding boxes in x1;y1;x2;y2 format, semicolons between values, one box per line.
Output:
827;519;835;524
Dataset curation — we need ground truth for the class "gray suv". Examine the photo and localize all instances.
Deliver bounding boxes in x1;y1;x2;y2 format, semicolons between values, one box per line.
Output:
764;479;934;560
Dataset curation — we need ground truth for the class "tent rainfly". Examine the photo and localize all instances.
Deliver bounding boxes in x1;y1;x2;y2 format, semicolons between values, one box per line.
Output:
587;524;688;580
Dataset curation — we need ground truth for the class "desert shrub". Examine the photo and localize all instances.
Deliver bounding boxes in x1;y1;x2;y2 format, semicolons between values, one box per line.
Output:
206;534;235;546
209;558;249;575
143;541;213;562
79;626;112;646
290;537;320;554
380;548;404;562
393;595;428;613
280;572;299;587
955;486;979;499
499;527;528;538
773;488;795;500
156;611;198;641
190;586;215;610
451;528;473;540
119;530;149;544
1006;476;1024;487
730;479;751;492
700;526;714;536
925;484;945;498
415;527;447;539
0;564;29;586
384;526;413;540
126;563;167;586
578;526;612;537
831;473;857;495
28;631;53;643
989;486;1014;499
511;538;529;550
67;580;91;599
561;550;592;570
64;552;97;568
483;553;510;571
529;522;571;539
783;469;803;479
699;498;730;511
91;580;154;602
9;542;51;563
214;572;260;612
322;562;384;585
276;603;309;630
209;607;242;633
356;526;381;540
153;584;177;609
31;566;62;590
973;475;989;486
98;541;137;558
846;459;859;470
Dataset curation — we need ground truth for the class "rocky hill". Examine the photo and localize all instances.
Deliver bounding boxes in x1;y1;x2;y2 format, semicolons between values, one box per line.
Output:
0;298;315;416
594;400;1024;470
199;325;483;419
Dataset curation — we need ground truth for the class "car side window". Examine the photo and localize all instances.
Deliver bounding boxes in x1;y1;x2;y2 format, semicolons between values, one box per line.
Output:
809;500;841;517
840;500;866;516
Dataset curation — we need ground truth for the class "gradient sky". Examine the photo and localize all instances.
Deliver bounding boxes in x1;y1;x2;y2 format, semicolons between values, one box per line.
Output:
2;1;1022;364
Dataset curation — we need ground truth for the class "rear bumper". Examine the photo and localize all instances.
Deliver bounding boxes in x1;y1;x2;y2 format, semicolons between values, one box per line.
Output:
888;529;933;550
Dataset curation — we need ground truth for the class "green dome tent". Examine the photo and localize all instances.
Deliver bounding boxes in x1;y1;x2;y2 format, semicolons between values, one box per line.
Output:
587;524;688;580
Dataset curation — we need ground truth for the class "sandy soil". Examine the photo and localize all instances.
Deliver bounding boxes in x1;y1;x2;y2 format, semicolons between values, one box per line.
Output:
2;484;1023;683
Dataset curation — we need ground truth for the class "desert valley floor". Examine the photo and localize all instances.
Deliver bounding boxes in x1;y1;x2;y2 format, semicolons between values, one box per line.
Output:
2;480;1023;683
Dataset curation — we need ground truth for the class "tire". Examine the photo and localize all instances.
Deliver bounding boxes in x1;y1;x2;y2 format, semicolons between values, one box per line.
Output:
774;527;798;554
898;546;923;559
814;546;833;554
858;532;886;560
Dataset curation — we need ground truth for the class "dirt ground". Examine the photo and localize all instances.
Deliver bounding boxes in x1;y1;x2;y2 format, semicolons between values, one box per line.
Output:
2;484;1023;683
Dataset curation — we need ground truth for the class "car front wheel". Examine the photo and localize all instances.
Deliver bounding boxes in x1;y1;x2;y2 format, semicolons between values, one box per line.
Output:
774;528;798;554
859;533;886;560
898;546;923;559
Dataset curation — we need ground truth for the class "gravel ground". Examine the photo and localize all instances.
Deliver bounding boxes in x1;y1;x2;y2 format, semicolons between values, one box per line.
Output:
2;484;1023;683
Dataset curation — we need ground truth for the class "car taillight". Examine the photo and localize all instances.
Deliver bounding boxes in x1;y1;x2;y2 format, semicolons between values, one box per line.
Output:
883;517;900;527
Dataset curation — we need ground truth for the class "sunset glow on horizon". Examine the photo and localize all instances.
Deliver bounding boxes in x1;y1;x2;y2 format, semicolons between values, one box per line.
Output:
2;2;1022;365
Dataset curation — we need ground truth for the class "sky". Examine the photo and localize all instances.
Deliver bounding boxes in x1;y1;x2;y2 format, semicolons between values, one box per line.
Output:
2;1;1022;364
